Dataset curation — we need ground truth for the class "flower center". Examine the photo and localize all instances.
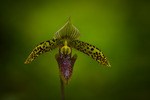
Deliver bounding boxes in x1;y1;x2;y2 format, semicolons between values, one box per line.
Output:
60;40;71;55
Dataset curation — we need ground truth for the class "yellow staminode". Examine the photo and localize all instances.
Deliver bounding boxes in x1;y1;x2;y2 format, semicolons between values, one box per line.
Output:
60;40;71;55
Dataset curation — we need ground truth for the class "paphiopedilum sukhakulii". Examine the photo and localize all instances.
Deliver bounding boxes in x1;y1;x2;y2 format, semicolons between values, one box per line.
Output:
25;17;111;84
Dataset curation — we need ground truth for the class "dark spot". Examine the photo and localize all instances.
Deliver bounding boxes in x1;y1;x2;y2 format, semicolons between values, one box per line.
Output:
96;52;98;55
39;42;44;45
103;54;105;56
39;46;43;51
89;51;92;54
34;49;37;52
91;48;94;51
93;53;95;55
96;56;99;60
46;41;51;45
43;45;46;48
87;43;89;45
96;48;100;50
46;46;49;48
52;39;55;42
87;47;89;49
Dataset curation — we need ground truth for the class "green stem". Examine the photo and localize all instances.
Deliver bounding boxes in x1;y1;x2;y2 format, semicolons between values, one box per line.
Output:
60;76;65;100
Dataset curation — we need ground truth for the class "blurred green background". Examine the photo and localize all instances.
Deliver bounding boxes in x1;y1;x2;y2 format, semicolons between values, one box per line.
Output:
0;0;150;100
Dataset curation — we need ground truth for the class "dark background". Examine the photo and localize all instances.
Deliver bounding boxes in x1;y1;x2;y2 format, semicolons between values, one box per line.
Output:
0;0;150;100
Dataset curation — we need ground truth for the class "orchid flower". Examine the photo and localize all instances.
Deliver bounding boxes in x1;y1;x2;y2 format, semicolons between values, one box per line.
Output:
24;17;111;84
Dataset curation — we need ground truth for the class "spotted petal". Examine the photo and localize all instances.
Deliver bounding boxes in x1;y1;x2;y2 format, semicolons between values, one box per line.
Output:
25;39;62;64
69;40;111;67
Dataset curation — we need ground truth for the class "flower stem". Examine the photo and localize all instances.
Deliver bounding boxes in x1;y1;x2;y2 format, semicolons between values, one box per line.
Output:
60;76;65;100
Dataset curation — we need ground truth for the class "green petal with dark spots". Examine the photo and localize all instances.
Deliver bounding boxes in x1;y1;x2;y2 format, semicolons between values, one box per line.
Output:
24;39;62;64
69;40;111;67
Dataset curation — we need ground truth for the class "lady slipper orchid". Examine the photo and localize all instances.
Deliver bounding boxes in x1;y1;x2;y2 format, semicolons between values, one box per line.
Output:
25;17;111;84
